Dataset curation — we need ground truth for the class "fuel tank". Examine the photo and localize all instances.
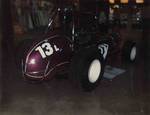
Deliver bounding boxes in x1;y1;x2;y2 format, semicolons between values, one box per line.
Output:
23;35;72;80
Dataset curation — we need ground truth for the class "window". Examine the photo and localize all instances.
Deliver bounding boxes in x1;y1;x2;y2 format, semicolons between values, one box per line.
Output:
109;0;115;4
120;0;128;4
136;0;144;4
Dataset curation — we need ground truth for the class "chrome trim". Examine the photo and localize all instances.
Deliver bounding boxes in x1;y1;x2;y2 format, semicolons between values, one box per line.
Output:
44;61;50;76
25;73;44;79
25;35;60;72
44;61;69;77
24;61;69;79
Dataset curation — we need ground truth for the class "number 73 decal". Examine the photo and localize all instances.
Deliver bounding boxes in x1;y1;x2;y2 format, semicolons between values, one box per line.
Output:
35;42;59;59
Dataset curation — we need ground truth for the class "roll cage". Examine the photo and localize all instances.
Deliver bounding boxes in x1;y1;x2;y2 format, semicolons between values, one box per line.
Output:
46;1;110;46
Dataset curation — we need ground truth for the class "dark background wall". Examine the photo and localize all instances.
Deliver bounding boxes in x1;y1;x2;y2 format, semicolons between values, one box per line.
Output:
0;0;2;103
1;0;14;107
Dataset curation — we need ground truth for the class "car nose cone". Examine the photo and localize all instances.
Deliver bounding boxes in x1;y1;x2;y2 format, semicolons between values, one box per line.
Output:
24;51;49;78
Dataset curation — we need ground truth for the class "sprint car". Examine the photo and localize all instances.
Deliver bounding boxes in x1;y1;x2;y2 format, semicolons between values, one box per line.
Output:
16;1;137;91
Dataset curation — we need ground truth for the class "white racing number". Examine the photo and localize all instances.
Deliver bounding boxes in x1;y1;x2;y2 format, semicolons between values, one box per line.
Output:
98;44;109;59
35;42;59;59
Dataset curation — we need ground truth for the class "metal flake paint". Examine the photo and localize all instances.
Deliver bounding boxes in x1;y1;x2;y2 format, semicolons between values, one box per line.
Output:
24;35;72;79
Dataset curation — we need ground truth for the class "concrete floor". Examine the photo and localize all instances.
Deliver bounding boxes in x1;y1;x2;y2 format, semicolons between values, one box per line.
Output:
0;30;150;115
0;31;1;101
0;49;150;115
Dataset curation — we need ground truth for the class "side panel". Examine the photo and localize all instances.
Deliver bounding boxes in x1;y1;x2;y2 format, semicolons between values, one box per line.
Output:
24;35;72;79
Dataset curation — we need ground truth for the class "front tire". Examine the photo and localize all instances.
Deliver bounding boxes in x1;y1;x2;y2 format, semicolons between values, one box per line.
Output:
70;47;105;91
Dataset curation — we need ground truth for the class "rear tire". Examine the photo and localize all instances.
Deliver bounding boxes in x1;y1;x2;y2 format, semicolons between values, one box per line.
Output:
70;47;105;92
122;41;137;62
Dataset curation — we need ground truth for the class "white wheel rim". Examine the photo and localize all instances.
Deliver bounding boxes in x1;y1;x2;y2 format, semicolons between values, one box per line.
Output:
130;46;136;61
88;59;101;83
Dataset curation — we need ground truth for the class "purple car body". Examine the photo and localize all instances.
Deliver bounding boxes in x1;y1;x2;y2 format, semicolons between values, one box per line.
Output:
19;0;128;82
24;34;72;80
